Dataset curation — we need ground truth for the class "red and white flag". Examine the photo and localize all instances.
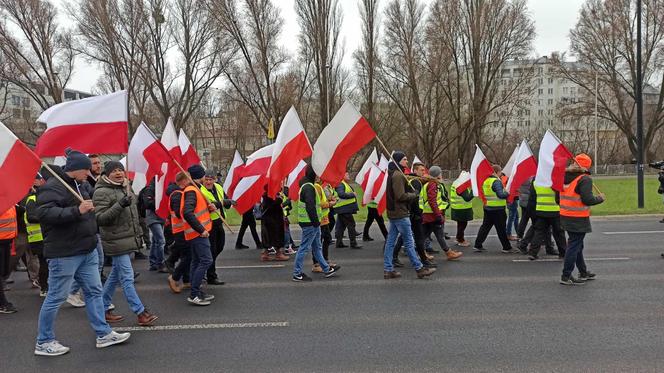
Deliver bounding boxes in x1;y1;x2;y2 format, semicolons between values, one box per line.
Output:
362;163;383;206
506;140;537;202
119;156;147;194
470;145;494;202
373;168;389;215
286;160;308;201
502;146;519;177
267;106;312;198
232;144;274;214
127;122;172;183
452;171;472;194
534;130;573;192
35;90;128;156
312;101;376;185
413;155;423;166
155;118;183;219
378;155;389;171
355;148;378;190
178;129;200;168
223;150;244;198
0;121;42;213
162;118;182;162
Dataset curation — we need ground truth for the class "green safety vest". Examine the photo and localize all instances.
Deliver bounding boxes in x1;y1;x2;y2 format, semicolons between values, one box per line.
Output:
315;183;329;217
24;195;43;243
482;177;507;208
334;181;357;208
298;183;322;223
534;184;560;212
282;194;292;217
200;183;225;221
367;201;378;209
418;182;449;213
450;186;472;210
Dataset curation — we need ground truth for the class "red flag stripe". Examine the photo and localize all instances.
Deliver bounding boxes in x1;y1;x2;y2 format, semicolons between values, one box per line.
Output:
34;121;128;157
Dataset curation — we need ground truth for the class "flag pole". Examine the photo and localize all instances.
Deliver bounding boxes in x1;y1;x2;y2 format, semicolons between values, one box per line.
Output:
40;162;86;203
143;123;235;234
374;134;439;184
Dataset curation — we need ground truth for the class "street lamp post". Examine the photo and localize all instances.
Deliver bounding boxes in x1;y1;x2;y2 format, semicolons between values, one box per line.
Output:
636;0;645;208
594;72;598;175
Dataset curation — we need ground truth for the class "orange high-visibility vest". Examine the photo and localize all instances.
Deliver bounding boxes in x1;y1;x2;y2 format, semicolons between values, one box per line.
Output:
560;175;591;218
180;185;212;241
500;175;508;187
169;190;186;234
0;207;18;240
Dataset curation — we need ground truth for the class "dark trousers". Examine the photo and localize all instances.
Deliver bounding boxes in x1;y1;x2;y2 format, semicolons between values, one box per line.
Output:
207;219;225;279
0;240;11;306
474;209;512;250
516;206;531;238
313;224;332;265
335;213;359;246
363;207;388;239
455;221;468;241
139;218;151;249
30;243;48;291
562;232;588;277
422;222;449;251
171;235;191;284
519;216;554;252
529;215;567;256
394;217;428;263
236;212;261;248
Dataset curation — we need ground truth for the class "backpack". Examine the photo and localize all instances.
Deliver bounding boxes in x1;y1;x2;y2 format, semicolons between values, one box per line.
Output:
253;203;263;220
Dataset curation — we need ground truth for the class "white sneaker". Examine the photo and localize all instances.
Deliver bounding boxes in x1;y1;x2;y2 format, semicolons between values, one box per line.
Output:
35;340;70;356
96;331;131;348
66;293;85;308
107;303;115;311
187;296;211;306
284;247;297;255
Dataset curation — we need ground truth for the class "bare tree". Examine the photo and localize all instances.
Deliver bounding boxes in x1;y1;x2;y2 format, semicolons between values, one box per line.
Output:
354;0;380;127
556;0;664;162
0;0;76;109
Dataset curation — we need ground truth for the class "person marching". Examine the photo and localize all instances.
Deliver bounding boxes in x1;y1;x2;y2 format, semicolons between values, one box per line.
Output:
292;166;340;282
167;174;192;293
559;154;604;285
0;206;18;314
200;171;234;286
526;176;568;261
312;177;337;273
94;161;158;326
473;165;515;253
503;173;520;241
420;166;463;261
449;173;474;247
517;176;555;255
235;209;262;249
25;172;48;297
334;172;362;249
182;165;215;306
362;200;388;242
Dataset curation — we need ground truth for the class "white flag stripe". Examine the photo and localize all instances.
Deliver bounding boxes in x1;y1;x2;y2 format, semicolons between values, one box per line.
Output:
502;146;519;177
287;160;308;187
470;145;488;196
37;90;127;128
0;121;18;163
223;150;244;192
161;118;179;150
355;148;379;185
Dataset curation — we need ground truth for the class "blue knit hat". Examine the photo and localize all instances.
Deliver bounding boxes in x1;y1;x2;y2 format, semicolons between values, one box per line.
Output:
188;164;206;179
64;148;92;172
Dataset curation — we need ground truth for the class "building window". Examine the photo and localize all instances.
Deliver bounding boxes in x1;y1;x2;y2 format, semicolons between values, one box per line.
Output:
548;78;554;84
538;109;544;116
12;95;20;106
563;87;569;94
548;99;554;105
537;78;543;85
548;109;554;115
22;97;30;108
548;88;554;94
538;89;543;95
525;120;531;126
571;87;577;94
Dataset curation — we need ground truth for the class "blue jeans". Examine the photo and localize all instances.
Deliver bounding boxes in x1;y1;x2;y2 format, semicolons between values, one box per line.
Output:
506;202;519;236
384;218;423;272
189;236;212;298
149;223;165;268
284;219;293;247
562;232;588;277
37;250;111;343
103;254;145;314
294;226;329;276
70;235;104;295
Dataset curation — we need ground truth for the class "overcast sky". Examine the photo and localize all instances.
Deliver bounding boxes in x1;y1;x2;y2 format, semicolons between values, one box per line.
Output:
64;0;585;92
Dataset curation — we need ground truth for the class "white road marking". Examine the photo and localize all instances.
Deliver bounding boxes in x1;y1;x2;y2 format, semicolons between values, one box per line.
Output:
512;257;630;262
603;231;664;235
216;265;286;269
114;321;289;332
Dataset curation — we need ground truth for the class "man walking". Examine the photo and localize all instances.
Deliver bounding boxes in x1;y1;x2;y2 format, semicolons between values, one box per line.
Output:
527;176;568;260
334;172;362;248
235;209;261;249
560;154;604;285
142;179;167;272
200;171;233;285
362;200;387;242
0;206;18;314
35;149;130;356
473;165;515;253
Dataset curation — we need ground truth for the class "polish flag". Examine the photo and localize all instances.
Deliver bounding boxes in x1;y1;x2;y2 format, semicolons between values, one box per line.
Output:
119;156;147;194
232;145;274;214
312;101;377;185
362;163;383;206
155;118;183;219
355;148;378;190
178;129;200;168
373;168;389;215
286;160;308;201
162;118;182;162
35;91;128;157
502;146;519;177
452;171;472;194
470;145;494;203
378;155;389;171
267;106;312;198
534;130;573;192
127;122;172;183
0;121;42;213
223;150;244;198
506;140;537;202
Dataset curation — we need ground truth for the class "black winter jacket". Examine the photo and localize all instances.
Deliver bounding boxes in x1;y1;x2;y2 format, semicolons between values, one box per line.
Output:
298;173;319;227
36;166;97;259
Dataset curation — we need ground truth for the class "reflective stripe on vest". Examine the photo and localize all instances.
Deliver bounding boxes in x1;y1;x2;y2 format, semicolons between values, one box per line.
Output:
181;185;213;241
314;183;329;217
418;182;448;213
482;177;506;207
334;181;356;208
297;183;322;223
560;175;591;217
200;183;225;221
450;186;472;210
169;190;186;234
0;207;17;240
24;195;43;243
282;194;292;217
534;185;560;212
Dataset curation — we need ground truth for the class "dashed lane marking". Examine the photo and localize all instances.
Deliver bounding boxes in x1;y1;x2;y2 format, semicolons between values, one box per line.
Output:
512;257;630;262
603;231;664;235
114;321;289;332
216;264;286;269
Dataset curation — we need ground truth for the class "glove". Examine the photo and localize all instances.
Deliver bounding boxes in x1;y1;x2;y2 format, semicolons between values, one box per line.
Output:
119;195;132;208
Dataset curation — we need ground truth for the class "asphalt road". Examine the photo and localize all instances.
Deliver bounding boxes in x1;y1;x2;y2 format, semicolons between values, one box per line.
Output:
2;217;664;373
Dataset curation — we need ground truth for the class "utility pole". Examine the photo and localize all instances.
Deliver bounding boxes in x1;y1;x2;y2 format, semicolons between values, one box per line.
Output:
636;0;645;208
594;72;598;175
